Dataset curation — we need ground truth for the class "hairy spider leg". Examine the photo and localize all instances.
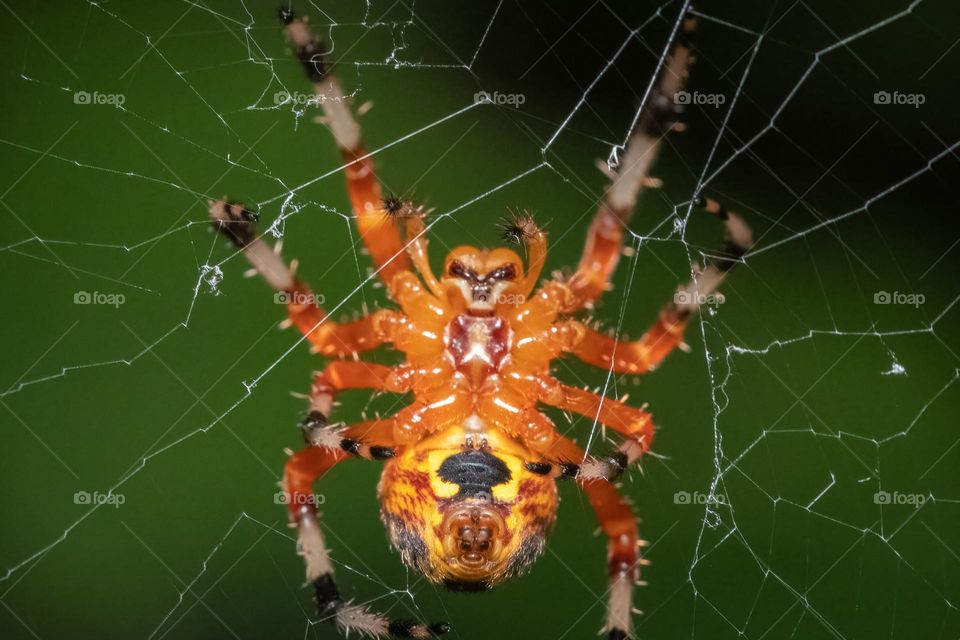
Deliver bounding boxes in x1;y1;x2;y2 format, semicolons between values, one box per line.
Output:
565;197;755;373
281;10;411;284
537;435;642;640
535;377;654;478
566;12;698;312
284;423;449;638
208;199;404;357
301;361;410;459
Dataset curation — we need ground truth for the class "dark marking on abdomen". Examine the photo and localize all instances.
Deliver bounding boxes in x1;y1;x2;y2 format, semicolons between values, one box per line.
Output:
437;451;511;498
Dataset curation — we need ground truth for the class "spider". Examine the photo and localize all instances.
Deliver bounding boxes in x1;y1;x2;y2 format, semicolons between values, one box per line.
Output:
209;8;753;640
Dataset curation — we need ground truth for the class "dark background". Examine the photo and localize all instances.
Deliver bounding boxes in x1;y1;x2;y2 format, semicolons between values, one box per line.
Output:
1;1;958;639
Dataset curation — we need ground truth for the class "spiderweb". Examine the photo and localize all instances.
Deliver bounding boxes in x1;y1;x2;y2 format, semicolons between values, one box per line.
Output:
1;1;958;638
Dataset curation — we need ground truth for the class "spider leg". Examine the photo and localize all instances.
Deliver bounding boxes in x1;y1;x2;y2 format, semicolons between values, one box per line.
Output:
288;362;444;637
565;12;697;313
583;478;641;640
535;378;654;478
208;198;295;291
209;199;406;356
280;9;411;285
529;434;641;640
564;199;755;373
302;361;411;458
284;431;449;638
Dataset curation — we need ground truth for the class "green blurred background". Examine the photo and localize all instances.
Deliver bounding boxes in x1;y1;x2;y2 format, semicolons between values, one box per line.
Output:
1;1;958;638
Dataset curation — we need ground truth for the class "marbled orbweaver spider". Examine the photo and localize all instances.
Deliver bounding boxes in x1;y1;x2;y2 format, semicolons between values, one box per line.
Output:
209;8;754;640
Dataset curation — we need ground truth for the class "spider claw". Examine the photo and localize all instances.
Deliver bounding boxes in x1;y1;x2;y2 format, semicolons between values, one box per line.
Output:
277;6;296;25
282;11;329;82
209;199;258;248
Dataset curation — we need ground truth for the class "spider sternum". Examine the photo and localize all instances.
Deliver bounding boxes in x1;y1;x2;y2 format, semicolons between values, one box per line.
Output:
443;313;512;389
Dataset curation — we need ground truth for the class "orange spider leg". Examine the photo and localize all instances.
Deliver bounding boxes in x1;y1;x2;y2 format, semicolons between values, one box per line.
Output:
282;12;411;285
283;419;448;636
566;13;697;312
565;197;755;374
531;435;640;640
497;214;547;299
342;148;411;284
285;280;405;356
209;199;410;357
302;361;412;449
477;388;561;454
536;378;654;478
584;478;641;640
308;360;398;409
285;264;444;359
390;389;473;446
380;270;453;362
563;310;689;375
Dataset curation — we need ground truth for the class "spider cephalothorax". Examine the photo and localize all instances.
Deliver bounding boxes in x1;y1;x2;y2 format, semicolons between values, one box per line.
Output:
211;8;753;640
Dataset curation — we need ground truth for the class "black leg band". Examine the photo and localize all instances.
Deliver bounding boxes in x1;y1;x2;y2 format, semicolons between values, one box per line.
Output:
524;461;552;476
311;572;343;619
369;445;396;460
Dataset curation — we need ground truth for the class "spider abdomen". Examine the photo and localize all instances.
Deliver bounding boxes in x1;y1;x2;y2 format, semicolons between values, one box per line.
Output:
378;427;558;587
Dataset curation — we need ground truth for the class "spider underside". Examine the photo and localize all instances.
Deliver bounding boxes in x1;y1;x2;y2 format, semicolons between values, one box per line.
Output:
210;8;754;640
